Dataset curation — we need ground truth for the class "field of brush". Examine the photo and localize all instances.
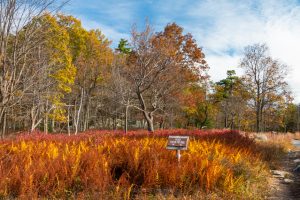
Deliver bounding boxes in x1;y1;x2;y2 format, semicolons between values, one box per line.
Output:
0;130;286;199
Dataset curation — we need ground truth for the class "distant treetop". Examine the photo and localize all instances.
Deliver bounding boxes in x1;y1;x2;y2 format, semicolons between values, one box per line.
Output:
116;38;132;54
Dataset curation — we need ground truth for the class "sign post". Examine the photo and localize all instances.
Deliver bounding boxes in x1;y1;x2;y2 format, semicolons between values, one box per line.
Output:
166;136;189;163
176;149;181;162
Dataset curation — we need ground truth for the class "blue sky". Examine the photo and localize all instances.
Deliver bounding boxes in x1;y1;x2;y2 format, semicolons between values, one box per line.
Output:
64;0;300;103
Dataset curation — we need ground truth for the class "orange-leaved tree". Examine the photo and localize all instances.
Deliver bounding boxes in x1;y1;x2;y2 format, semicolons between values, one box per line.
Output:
122;23;208;132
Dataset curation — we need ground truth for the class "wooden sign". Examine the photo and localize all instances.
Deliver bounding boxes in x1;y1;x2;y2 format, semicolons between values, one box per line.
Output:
166;136;189;150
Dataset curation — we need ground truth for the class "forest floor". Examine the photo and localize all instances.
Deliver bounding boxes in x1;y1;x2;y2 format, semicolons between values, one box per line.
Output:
269;148;300;199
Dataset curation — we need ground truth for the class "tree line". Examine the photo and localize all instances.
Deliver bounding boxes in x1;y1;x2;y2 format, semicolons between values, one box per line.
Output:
0;0;299;137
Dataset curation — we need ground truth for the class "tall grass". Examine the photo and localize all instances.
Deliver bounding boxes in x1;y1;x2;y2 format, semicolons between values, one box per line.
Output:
0;130;276;199
251;132;299;169
263;132;300;149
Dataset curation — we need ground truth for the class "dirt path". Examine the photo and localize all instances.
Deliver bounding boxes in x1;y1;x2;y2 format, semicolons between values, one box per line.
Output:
269;150;300;199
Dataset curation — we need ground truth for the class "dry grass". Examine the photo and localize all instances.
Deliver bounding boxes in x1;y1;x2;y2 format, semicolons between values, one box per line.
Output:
0;130;282;199
264;132;300;150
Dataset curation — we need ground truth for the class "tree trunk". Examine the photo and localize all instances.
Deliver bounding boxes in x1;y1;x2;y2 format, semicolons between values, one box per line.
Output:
30;106;43;132
170;109;174;129
67;106;70;136
86;103;90;130
237;112;241;131
256;85;261;133
143;111;154;132
224;115;228;128
256;100;261;133
125;106;128;133
74;89;84;135
230;113;234;130
44;117;48;134
260;105;264;132
52;119;56;133
256;110;260;133
113;117;116;130
2;112;6;139
199;105;209;129
224;102;229;128
83;97;90;131
159;117;164;129
137;91;155;132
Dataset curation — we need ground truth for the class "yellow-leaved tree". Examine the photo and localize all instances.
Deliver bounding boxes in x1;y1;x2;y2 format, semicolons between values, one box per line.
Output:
74;29;113;133
49;14;113;134
38;14;77;132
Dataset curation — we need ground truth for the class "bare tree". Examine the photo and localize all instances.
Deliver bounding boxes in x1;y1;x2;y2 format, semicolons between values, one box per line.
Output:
110;56;135;133
123;23;207;132
0;0;65;137
240;43;288;132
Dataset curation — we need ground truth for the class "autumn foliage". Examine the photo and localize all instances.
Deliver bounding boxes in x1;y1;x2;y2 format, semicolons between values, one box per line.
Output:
0;130;276;199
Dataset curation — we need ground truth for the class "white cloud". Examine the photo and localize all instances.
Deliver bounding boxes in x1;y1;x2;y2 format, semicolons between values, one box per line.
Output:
263;4;300;102
63;0;135;45
65;0;137;23
79;16;130;44
65;0;300;103
205;53;241;81
184;0;300;103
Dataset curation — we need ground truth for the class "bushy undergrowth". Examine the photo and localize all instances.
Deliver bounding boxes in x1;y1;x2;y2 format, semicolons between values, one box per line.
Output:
264;132;300;150
0;130;277;199
252;132;299;169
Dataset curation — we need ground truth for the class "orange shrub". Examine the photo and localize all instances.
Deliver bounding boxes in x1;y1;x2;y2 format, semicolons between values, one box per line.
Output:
0;130;269;199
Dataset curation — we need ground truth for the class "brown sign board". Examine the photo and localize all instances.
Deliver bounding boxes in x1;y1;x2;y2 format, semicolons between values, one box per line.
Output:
166;136;189;150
